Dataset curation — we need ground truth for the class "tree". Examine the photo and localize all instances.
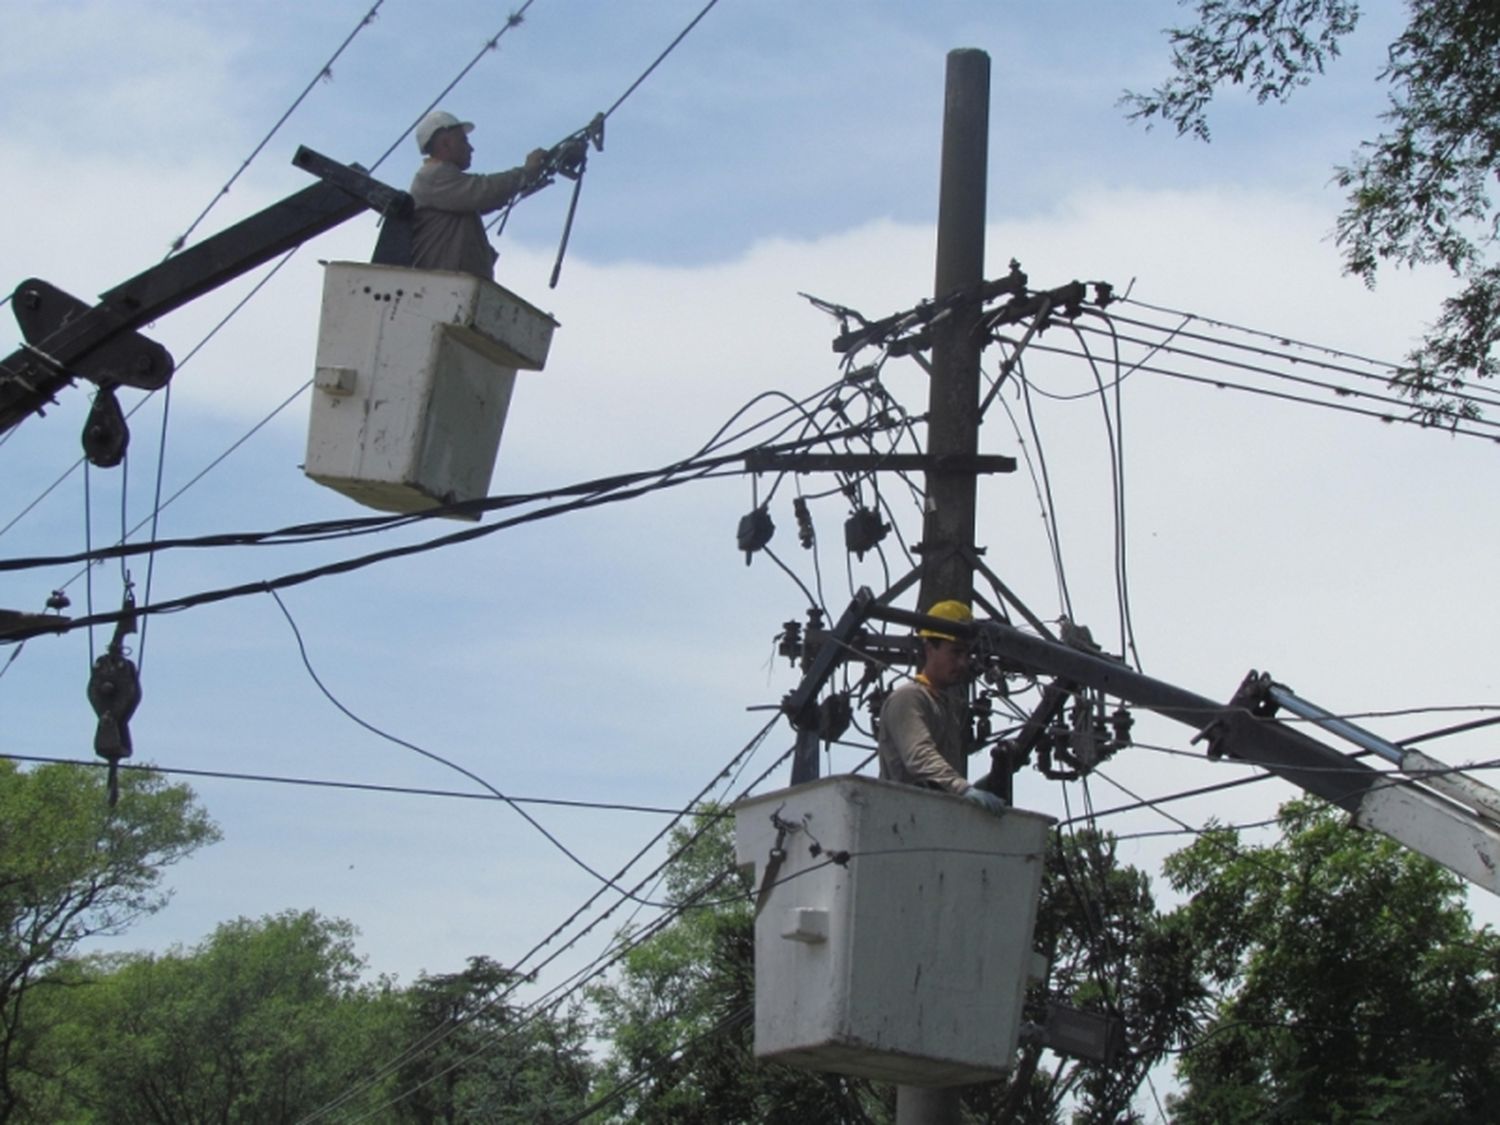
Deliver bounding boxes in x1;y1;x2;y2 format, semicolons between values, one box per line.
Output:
0;760;217;1122
977;828;1206;1124
27;909;407;1124
589;811;891;1123
1122;0;1500;422
391;955;594;1124
1163;798;1500;1122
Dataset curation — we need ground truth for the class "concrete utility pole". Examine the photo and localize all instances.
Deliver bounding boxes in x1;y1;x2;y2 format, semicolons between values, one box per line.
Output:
898;46;989;1125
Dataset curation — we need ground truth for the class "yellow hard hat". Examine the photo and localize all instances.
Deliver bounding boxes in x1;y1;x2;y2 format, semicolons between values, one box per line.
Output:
917;599;973;641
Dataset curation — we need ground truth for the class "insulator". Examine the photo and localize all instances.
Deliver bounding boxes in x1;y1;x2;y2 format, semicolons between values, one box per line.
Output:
844;508;888;559
736;506;774;565
818;694;853;742
777;620;803;664
793;496;815;549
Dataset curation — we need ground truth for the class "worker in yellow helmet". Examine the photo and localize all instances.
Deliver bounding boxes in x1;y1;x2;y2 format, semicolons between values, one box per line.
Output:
876;599;1006;813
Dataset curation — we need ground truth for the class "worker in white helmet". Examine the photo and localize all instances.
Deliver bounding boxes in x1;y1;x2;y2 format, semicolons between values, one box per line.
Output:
877;600;1007;813
408;109;549;280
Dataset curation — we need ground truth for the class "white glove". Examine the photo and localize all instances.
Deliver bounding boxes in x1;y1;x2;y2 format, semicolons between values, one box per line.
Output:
962;786;1007;815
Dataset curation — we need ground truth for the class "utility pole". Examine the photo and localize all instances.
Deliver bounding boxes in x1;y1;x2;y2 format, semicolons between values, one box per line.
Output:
898;46;989;1125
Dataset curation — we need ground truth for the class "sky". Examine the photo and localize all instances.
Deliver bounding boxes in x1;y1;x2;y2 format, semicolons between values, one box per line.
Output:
2;0;1497;1107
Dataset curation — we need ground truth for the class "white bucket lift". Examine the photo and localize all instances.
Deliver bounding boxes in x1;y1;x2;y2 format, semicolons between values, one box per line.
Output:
734;776;1053;1087
304;262;558;518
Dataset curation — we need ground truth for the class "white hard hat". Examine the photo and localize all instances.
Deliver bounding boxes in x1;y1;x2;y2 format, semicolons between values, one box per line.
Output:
415;110;474;154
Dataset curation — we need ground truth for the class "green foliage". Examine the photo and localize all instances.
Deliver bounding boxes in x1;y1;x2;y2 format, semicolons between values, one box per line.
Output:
391;955;594;1124
588;810;891;1123
0;761;218;1123
25;909;406;1124
13;916;595;1124
1164;799;1500;1122
1122;0;1360;142
1002;830;1207;1123
1123;0;1500;423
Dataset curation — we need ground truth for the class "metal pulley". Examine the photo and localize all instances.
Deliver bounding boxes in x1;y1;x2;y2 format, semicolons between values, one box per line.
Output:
86;590;141;805
88;650;141;761
82;385;129;468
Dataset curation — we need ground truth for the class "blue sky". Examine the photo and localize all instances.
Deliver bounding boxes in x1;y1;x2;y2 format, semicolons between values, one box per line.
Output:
2;0;1497;1105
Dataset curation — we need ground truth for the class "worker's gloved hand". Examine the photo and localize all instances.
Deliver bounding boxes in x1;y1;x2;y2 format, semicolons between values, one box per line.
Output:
962;786;1008;815
523;147;550;183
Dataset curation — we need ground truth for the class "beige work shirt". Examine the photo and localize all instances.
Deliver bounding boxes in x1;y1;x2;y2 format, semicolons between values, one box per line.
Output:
877;675;970;794
409;161;530;280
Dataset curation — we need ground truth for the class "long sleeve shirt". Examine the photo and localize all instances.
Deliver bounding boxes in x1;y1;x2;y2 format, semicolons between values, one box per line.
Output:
876;676;971;794
408;161;530;280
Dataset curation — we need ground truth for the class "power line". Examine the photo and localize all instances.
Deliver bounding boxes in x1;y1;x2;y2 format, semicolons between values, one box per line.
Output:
297;719;783;1123
4;0;733;637
1116;294;1496;403
1027;337;1500;443
0;752;699;816
556;1006;752;1124
0;421;890;645
603;0;724;120
165;1;387;256
1073;316;1500;430
271;588;676;907
369;1;542;172
310;716;807;1123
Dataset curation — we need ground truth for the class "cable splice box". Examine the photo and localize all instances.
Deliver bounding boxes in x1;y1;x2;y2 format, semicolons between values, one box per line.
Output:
734;775;1053;1087
305;262;557;519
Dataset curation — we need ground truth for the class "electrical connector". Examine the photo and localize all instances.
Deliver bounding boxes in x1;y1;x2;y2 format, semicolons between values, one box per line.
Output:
844;508;888;559
736;507;774;565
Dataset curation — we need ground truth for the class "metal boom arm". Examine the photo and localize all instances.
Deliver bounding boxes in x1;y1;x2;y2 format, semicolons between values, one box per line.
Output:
1;148;407;436
861;602;1500;897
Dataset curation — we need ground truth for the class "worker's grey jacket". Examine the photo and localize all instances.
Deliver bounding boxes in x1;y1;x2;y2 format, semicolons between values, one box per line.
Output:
409;161;530;280
877;676;970;794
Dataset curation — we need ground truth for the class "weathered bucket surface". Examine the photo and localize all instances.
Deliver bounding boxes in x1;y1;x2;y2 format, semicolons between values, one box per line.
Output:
305;262;557;518
734;775;1053;1087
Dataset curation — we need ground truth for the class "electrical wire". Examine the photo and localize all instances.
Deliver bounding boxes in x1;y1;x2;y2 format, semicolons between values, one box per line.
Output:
297;718;782;1123
0;423;891;645
1073;316;1500;431
368;1;541;173
1054;782;1127;1015
1110;816;1282;843
0;753;703;816
357;870;749;1125
5;0;728;642
272;588;675;907
1089;767;1291;882
164;1;387;256
318;724;812;1124
552;1006;753;1124
1022;338;1500;443
602;0;724;121
1116;295;1500;417
1055;315;1141;669
1009;354;1075;618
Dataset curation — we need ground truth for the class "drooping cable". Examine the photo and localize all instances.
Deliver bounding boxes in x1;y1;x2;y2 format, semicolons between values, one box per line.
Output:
269;588;670;905
296;718;779;1123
